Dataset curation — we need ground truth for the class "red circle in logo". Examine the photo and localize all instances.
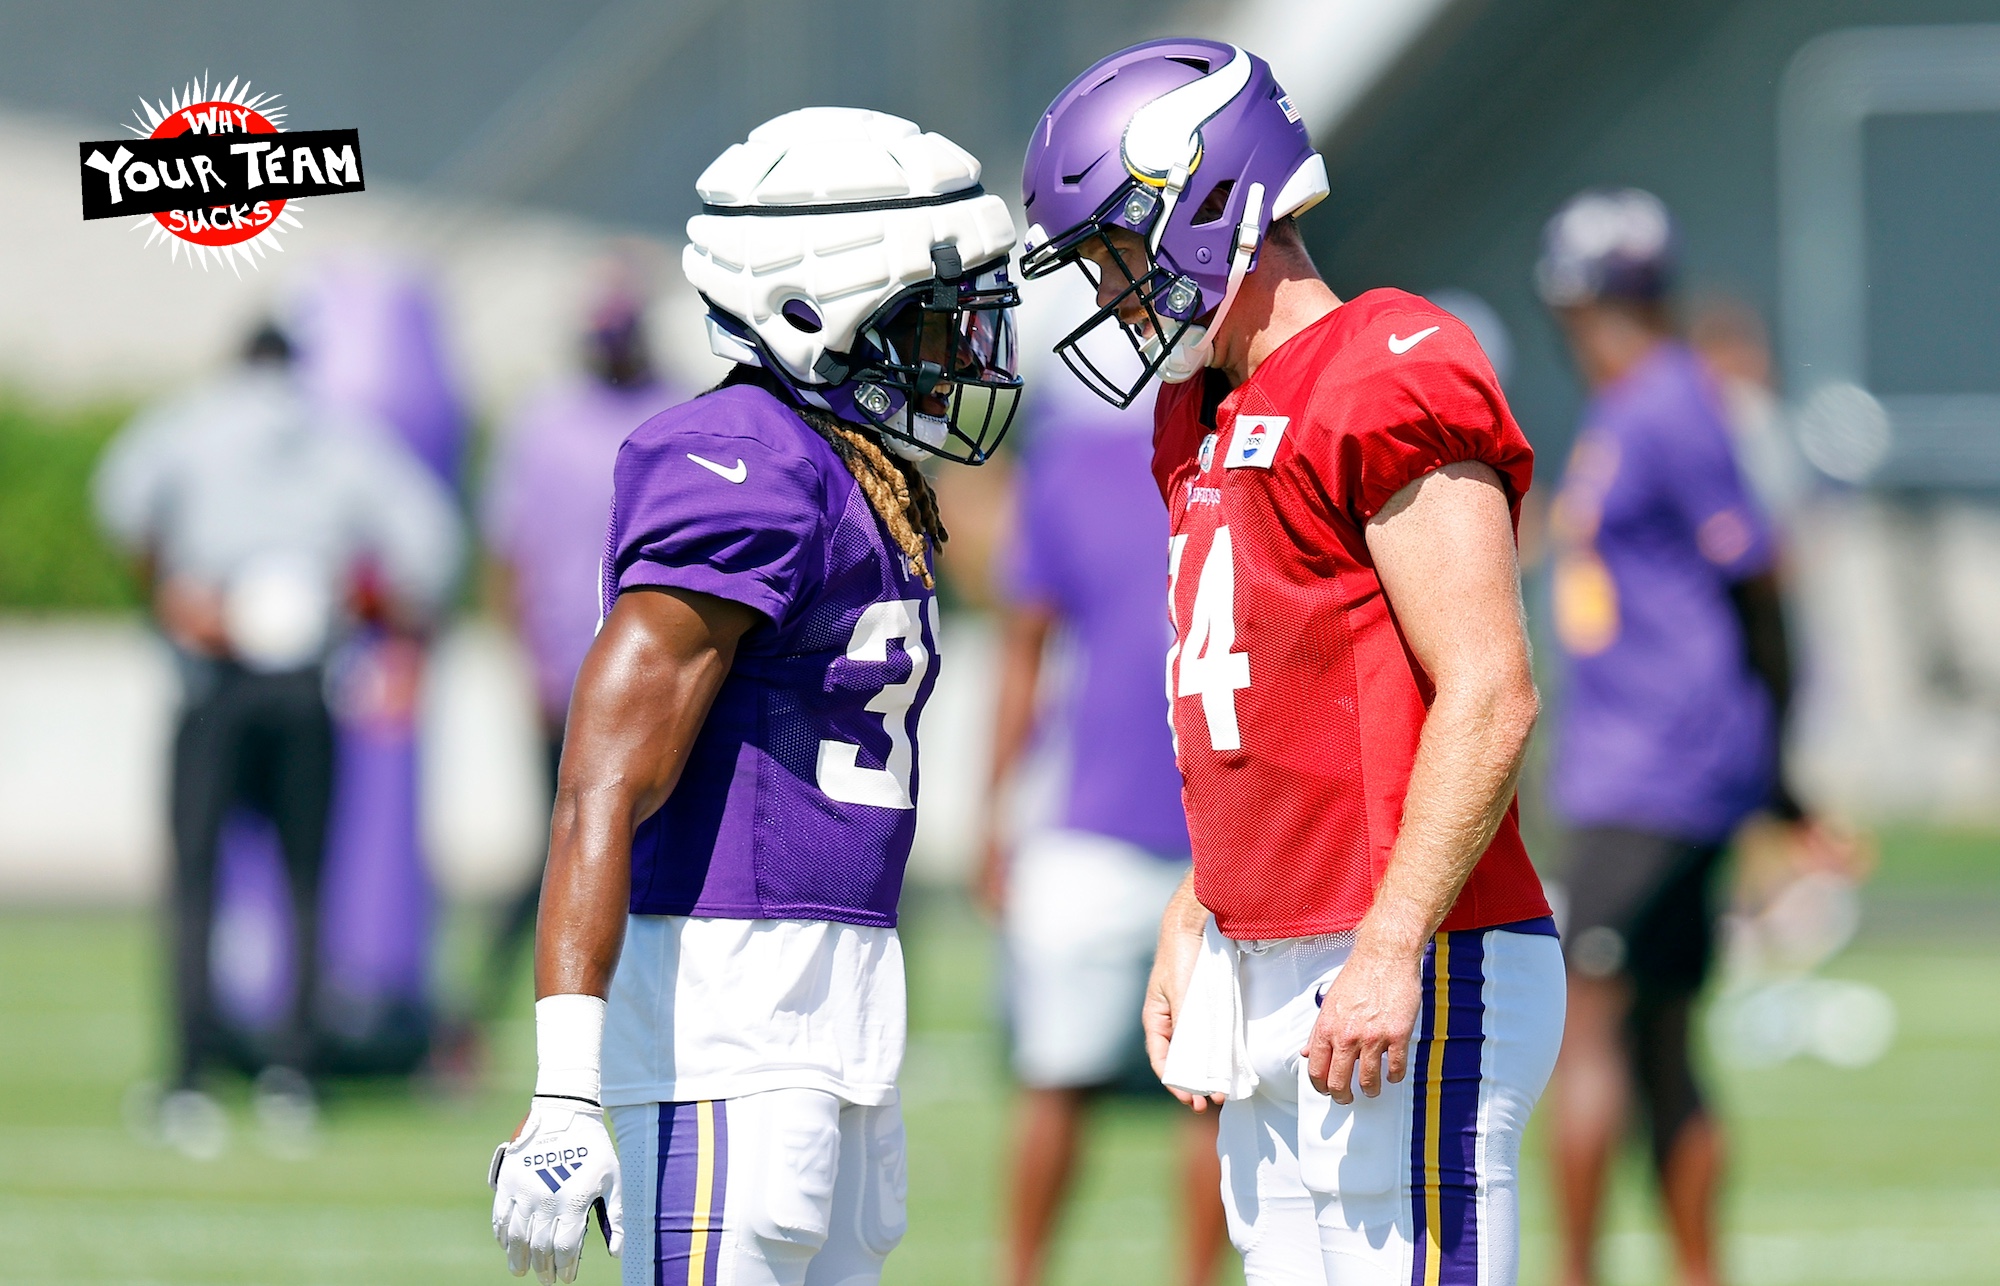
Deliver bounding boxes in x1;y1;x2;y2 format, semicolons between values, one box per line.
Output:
147;101;285;247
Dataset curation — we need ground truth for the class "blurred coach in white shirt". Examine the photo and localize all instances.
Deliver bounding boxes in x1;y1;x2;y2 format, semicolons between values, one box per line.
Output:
94;322;461;1151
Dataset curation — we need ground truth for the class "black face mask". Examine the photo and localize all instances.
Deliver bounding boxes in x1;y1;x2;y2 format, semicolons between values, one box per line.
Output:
824;249;1025;465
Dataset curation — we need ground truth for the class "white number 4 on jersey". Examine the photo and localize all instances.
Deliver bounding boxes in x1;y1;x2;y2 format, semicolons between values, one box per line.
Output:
1168;527;1251;752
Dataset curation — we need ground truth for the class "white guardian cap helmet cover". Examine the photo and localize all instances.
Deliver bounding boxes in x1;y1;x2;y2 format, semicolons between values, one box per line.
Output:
685;108;1023;464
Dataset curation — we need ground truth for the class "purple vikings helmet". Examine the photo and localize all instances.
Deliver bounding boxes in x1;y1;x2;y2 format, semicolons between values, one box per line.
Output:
686;108;1023;464
1021;39;1329;407
1534;188;1679;308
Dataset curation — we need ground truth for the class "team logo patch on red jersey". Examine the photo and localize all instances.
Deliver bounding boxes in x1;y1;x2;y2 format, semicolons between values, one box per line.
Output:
1198;432;1219;473
1225;416;1288;469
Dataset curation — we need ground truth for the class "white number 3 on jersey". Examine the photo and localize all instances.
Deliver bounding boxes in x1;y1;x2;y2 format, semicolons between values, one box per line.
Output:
817;598;937;808
1168;527;1251;751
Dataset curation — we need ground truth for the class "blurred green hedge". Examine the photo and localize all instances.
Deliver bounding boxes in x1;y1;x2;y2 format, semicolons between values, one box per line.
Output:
0;394;144;611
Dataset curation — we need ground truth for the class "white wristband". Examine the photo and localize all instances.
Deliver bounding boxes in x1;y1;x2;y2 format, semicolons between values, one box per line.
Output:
534;994;606;1102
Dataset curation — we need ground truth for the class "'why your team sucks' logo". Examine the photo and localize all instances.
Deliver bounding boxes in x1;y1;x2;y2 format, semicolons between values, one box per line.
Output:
77;75;365;270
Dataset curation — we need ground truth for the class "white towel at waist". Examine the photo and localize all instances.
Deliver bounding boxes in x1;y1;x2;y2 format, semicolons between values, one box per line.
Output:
1160;916;1258;1101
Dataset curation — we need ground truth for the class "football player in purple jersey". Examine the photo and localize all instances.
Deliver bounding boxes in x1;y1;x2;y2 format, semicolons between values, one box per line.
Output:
487;108;1021;1286
1537;188;1848;1286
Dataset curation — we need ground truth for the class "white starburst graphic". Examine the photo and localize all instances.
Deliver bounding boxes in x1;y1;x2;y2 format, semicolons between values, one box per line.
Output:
124;74;305;273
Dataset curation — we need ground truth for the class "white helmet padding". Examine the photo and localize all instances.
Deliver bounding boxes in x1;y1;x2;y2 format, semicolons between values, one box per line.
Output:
684;108;1019;390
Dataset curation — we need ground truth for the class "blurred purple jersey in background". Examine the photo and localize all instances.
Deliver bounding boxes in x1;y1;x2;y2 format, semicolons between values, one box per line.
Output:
1550;341;1778;845
1003;387;1189;859
486;377;683;725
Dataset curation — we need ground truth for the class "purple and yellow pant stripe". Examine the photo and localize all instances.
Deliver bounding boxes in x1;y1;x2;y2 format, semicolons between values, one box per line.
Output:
654;1100;730;1286
1407;928;1489;1286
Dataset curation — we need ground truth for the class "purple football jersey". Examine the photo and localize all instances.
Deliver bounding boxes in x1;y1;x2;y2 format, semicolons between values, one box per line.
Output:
1003;403;1191;858
603;384;939;926
1548;343;1778;844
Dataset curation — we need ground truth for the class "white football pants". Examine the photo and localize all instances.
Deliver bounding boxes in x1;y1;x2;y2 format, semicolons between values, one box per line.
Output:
611;1089;906;1286
1219;925;1565;1286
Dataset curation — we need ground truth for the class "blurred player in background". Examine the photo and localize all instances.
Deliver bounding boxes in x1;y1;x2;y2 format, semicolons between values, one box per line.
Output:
487;108;1021;1286
1536;188;1848;1286
1687;296;1811;535
977;357;1224;1286
1023;39;1561;1285
479;280;682;1021
94;321;461;1157
1686;295;1876;993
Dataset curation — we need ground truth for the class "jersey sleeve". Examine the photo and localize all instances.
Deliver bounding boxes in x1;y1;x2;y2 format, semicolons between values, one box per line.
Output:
1642;403;1776;581
1312;311;1536;524
91;400;184;555
605;398;828;625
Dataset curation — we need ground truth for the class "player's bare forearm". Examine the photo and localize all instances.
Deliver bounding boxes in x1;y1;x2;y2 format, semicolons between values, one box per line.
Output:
1307;462;1537;1100
534;586;756;1000
974;603;1055;914
1160;869;1208;940
988;603;1055;793
1357;663;1534;958
1145;870;1218;1109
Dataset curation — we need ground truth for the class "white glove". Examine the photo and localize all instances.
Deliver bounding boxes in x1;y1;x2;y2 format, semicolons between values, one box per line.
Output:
489;1096;623;1283
490;994;622;1283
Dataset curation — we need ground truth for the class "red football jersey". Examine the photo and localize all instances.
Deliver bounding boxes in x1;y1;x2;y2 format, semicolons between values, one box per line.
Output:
1153;289;1551;939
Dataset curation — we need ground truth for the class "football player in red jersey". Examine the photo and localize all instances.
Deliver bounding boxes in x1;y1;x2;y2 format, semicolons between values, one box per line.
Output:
1022;41;1565;1285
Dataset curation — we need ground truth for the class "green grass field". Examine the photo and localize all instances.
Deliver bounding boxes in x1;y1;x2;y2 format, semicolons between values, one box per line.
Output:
2;830;1996;1286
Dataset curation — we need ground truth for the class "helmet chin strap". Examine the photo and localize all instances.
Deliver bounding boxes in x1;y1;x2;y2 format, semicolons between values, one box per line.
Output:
1149;163;1192;257
1152;181;1264;383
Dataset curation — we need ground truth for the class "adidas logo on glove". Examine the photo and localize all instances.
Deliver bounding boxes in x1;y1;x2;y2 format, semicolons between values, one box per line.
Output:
523;1147;590;1192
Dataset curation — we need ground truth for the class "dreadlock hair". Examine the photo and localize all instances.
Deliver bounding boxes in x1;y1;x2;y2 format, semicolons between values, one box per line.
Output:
710;365;948;588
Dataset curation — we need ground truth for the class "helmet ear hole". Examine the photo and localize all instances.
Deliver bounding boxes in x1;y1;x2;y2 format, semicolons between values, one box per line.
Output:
1192;180;1235;227
780;298;824;333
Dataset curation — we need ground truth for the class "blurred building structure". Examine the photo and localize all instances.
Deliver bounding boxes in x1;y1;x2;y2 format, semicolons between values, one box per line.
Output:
1303;0;2000;824
0;0;1439;408
5;0;2000;908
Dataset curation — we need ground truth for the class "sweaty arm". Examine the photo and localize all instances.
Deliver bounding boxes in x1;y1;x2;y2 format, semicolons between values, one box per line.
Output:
536;586;758;1000
1304;461;1540;1102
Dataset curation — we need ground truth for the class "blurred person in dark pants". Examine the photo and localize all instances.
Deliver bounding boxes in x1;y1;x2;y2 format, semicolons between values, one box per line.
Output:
476;285;679;1019
1536;190;1848;1286
94;322;461;1157
976;366;1225;1286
